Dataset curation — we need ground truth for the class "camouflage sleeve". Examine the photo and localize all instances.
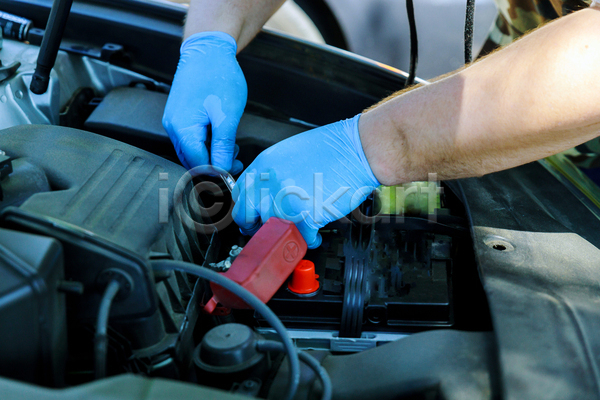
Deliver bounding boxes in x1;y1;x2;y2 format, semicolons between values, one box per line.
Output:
481;0;600;169
480;0;591;56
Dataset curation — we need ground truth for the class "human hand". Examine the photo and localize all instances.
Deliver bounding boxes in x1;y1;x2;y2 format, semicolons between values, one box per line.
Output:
232;115;380;248
163;32;246;173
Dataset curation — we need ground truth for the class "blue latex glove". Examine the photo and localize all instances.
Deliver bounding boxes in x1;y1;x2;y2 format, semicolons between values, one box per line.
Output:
163;32;246;173
232;115;380;248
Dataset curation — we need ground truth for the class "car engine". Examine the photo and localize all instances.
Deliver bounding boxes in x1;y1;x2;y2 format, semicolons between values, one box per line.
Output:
0;6;496;400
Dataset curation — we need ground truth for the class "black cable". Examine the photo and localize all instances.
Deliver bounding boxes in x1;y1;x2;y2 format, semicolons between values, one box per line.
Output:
256;340;332;400
94;280;120;380
404;0;418;88
150;260;300;400
464;0;476;63
30;0;75;94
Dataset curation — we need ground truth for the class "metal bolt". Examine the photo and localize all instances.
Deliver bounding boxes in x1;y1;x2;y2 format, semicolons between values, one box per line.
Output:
243;380;256;389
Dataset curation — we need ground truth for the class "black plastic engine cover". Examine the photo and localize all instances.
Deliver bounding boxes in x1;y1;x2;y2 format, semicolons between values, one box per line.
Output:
0;125;203;322
0;228;66;386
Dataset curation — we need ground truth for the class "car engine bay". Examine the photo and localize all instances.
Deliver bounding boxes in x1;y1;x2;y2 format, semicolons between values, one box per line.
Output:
0;16;500;399
4;1;600;400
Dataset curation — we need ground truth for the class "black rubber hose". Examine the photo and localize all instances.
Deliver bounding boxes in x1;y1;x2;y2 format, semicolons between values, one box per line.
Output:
150;260;300;400
30;0;75;94
340;258;366;338
256;340;332;400
94;280;120;380
464;0;476;63
404;0;418;88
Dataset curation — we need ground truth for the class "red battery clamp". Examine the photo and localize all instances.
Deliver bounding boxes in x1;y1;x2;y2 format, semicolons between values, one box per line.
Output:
203;218;308;314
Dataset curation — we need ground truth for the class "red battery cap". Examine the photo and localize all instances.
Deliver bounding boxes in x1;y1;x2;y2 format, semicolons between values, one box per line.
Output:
288;260;320;295
204;217;307;314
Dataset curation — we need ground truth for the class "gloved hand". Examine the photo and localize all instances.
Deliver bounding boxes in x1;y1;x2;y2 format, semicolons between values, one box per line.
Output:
232;115;380;248
163;31;246;173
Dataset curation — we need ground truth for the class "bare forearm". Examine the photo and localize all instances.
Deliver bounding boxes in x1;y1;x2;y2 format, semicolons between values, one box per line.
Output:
360;6;600;185
184;0;285;50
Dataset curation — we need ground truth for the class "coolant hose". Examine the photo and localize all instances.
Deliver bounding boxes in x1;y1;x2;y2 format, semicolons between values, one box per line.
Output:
95;280;120;379
150;259;300;400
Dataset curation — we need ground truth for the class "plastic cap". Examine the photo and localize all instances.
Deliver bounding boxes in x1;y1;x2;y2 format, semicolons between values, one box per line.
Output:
288;260;319;294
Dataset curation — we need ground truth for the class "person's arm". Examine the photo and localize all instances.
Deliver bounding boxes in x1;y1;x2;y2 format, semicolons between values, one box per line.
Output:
164;0;285;173
184;0;286;50
360;5;600;185
232;5;600;248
